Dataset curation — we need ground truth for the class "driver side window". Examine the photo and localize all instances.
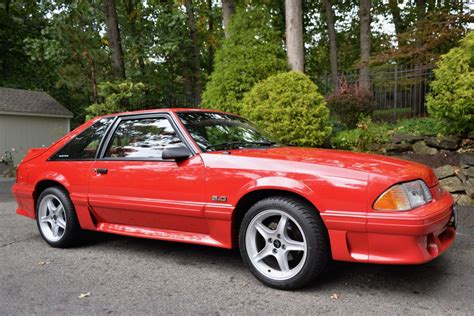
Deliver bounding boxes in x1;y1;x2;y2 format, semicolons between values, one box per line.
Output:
105;117;183;159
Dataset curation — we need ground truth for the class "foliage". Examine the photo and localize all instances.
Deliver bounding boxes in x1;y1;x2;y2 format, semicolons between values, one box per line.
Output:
330;116;441;151
1;0;472;130
427;31;474;135
241;71;332;147
326;82;373;128
331;116;391;151
371;6;473;65
201;5;288;114
85;81;147;119
390;117;441;136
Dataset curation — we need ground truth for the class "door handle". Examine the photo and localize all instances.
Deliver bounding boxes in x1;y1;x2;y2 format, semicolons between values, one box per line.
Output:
94;168;108;175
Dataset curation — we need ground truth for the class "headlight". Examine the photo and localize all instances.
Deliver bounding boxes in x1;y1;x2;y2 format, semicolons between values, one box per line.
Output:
373;180;432;211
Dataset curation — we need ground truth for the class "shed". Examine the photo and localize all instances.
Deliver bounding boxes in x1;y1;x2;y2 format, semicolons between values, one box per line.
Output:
0;88;73;165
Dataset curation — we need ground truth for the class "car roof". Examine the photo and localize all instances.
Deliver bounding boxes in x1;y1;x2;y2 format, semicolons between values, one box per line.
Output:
97;108;235;120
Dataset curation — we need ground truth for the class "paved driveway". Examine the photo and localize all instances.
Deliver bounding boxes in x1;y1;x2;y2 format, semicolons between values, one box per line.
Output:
1;178;473;315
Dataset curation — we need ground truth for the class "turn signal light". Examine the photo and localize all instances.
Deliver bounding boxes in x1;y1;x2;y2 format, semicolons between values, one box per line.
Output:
373;180;432;211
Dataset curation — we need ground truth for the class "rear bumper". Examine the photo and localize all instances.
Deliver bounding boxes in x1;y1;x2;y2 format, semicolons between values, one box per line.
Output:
325;191;456;264
12;183;36;219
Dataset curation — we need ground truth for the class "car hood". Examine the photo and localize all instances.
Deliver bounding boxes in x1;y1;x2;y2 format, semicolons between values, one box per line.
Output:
222;146;438;187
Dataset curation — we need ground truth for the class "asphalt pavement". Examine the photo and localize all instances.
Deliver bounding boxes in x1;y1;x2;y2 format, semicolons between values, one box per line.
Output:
1;177;473;315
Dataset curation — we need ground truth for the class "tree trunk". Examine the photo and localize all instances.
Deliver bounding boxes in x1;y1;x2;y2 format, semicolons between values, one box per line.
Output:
323;0;338;91
359;0;371;92
104;0;126;80
81;51;99;103
413;0;426;115
222;0;235;38
285;0;304;72
125;0;145;75
5;0;10;14
185;0;202;102
388;0;404;45
207;0;214;75
415;0;426;50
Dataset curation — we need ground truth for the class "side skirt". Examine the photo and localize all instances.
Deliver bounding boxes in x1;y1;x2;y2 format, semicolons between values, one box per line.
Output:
96;222;231;249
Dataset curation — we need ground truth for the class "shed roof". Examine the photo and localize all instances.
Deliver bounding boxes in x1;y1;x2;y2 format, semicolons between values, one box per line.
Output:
0;87;73;118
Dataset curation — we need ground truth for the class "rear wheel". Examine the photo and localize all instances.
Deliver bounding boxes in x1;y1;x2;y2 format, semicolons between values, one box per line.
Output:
239;196;329;290
36;186;81;248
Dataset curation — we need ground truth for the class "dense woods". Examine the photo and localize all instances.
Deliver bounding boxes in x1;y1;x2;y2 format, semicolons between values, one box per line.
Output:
0;0;472;126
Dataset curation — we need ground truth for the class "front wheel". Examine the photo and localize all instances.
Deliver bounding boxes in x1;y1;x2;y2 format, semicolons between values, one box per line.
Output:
239;196;329;290
36;186;81;248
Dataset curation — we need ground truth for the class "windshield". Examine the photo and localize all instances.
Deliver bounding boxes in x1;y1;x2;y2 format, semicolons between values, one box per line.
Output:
177;111;277;152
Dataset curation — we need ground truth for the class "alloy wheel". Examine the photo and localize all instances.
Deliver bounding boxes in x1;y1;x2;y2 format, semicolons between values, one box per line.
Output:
245;209;307;281
38;194;67;242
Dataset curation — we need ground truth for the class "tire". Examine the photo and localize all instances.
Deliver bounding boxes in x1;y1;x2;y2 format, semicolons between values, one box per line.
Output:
239;196;329;290
36;186;81;248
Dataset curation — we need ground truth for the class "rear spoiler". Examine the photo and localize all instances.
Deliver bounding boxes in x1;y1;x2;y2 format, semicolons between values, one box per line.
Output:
20;148;49;165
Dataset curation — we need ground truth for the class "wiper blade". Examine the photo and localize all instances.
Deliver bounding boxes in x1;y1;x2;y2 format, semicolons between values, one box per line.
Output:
205;141;277;151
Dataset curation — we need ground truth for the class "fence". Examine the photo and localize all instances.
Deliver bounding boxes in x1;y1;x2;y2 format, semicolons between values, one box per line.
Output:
315;64;435;123
156;64;436;123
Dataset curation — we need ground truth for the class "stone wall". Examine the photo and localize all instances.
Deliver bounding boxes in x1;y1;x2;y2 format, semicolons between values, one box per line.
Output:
434;153;473;205
386;134;473;155
385;134;473;206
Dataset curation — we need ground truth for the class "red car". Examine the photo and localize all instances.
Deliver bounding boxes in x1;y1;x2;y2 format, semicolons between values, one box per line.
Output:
12;109;457;289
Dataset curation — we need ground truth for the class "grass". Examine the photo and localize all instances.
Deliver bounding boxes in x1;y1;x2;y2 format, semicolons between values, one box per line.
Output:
373;107;412;121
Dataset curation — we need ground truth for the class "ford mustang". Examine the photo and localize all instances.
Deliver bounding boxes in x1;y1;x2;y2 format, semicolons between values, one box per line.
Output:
12;109;457;289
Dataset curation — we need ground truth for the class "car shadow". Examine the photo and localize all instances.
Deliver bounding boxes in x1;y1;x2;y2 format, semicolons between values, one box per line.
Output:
79;230;452;294
305;258;450;294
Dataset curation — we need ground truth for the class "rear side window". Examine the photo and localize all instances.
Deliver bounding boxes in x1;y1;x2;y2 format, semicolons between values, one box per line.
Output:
50;118;113;160
104;117;183;159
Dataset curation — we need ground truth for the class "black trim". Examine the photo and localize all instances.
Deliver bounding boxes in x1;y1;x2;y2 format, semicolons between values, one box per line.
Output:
48;116;116;162
97;113;196;161
94;116;119;159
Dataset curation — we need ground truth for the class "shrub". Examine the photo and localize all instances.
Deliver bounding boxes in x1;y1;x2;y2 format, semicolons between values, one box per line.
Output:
326;82;373;128
241;72;332;147
331;117;391;151
427;31;474;134
330;128;361;151
201;5;288;114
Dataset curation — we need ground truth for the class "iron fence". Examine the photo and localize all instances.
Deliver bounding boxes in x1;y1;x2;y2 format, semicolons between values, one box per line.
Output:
148;65;436;123
315;64;435;123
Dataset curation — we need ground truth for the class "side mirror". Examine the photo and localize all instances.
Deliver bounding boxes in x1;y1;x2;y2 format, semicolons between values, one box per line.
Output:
162;144;191;162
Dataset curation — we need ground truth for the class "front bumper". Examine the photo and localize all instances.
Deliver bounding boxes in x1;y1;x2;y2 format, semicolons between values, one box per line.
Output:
324;188;456;264
365;190;456;264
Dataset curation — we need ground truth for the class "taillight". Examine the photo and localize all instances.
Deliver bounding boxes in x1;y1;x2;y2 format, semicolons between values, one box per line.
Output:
15;164;27;184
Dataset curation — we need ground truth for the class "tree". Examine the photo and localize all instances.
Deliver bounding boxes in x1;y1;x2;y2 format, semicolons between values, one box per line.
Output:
222;0;235;38
372;1;472;65
202;5;287;114
285;0;304;72
323;0;338;90
387;0;405;45
104;0;126;79
122;0;146;75
427;31;474;134
184;0;202;101
206;0;214;75
359;0;371;92
415;0;425;51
